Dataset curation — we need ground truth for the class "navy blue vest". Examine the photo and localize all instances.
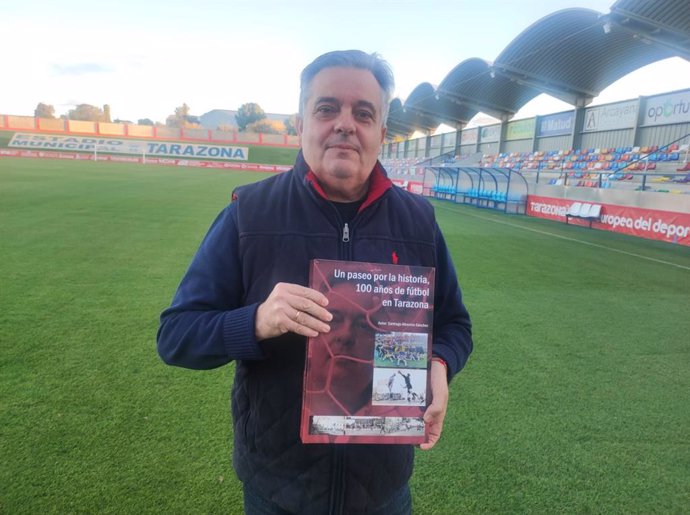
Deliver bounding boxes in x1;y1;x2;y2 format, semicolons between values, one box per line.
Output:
230;154;438;513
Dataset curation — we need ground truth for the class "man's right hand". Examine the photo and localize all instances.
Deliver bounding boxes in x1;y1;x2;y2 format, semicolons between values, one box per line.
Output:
255;283;332;341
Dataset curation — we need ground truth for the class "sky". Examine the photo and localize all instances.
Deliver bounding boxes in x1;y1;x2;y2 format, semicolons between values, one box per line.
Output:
2;0;689;128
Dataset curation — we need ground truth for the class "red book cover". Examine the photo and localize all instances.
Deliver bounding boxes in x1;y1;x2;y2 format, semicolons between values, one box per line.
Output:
300;259;435;444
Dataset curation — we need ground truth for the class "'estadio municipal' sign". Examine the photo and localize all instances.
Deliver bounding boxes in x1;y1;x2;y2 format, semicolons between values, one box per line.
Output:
9;133;248;160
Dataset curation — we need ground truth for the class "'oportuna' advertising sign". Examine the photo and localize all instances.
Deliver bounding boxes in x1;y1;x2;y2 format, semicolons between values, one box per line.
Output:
642;90;690;126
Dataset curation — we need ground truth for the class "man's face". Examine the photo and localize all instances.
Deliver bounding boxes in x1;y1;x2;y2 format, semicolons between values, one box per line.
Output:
297;67;387;201
308;282;379;416
328;290;374;362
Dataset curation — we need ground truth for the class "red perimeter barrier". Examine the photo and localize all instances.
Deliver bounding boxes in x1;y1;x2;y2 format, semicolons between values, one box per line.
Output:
0;149;292;173
391;179;424;195
527;194;690;246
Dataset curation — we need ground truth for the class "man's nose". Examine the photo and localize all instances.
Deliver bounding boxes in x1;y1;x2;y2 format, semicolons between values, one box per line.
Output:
341;320;353;335
336;320;355;344
334;111;356;134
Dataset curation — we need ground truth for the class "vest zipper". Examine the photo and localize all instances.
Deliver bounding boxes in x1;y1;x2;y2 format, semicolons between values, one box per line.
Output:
328;446;346;514
305;180;355;259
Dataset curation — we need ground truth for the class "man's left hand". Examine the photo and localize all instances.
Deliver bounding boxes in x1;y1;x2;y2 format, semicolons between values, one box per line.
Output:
419;360;448;450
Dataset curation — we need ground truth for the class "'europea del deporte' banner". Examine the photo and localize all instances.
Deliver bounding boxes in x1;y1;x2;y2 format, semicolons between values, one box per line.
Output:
9;133;249;160
527;195;690;246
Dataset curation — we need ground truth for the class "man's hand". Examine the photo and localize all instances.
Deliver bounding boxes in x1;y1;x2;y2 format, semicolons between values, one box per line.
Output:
255;283;332;341
420;359;449;450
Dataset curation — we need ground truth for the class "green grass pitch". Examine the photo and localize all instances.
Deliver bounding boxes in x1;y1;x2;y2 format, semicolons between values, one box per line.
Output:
1;157;689;513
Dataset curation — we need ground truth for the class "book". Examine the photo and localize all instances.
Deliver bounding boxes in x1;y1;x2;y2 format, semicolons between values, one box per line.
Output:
300;259;435;445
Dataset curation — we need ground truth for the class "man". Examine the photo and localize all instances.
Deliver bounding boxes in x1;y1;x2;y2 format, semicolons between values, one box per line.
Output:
307;278;379;417
387;372;397;398
157;50;473;515
398;371;414;402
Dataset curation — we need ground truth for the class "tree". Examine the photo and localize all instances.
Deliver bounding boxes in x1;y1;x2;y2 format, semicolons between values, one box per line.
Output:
284;114;298;136
34;103;55;119
67;104;106;122
137;118;154;126
175;103;190;119
245;119;285;134
236;103;266;131
166;103;195;128
103;104;111;123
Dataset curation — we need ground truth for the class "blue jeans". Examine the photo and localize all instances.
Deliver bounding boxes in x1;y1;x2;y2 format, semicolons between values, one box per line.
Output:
243;483;412;515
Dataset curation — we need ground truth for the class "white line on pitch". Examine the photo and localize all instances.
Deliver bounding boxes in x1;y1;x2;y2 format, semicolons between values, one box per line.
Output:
436;204;690;271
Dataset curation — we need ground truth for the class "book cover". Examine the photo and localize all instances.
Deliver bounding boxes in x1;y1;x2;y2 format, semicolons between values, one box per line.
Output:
300;259;435;444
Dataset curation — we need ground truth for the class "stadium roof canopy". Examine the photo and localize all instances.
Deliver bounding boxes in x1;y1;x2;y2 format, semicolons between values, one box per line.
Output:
386;0;690;139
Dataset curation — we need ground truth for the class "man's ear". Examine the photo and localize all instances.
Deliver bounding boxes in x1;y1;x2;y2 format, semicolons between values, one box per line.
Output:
380;126;387;145
296;115;304;137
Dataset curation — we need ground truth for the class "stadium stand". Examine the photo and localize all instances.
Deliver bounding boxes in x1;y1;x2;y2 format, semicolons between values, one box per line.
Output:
383;0;689;140
479;145;682;173
474;143;689;193
378;0;690;241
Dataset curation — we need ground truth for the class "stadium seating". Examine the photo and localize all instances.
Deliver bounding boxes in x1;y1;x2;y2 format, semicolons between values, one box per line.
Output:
476;144;690;195
480;146;681;175
381;157;427;178
386;144;689;198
